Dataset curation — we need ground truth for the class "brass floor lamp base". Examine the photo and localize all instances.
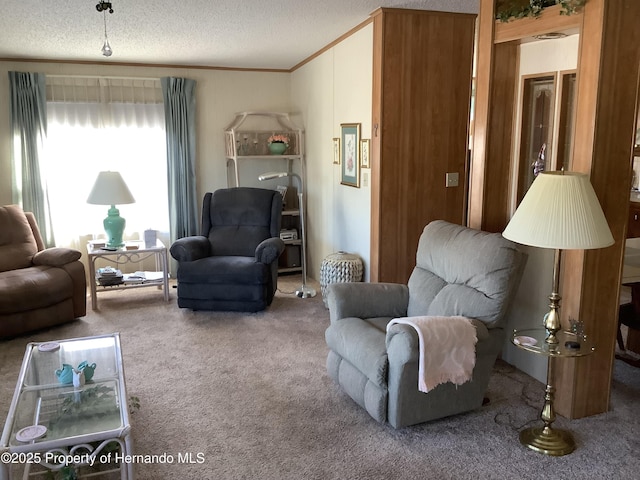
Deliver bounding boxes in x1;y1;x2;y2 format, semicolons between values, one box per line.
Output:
519;426;576;456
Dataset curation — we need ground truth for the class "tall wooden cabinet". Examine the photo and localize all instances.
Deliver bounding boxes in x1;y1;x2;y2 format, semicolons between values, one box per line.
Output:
369;9;476;284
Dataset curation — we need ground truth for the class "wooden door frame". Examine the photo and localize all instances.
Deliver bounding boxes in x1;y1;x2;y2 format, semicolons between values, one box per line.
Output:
471;0;640;418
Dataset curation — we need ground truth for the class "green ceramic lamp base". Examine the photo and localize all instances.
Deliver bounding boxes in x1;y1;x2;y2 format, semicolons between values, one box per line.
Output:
103;205;126;248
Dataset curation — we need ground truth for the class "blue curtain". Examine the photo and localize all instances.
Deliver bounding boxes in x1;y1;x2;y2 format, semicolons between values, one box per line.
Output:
9;71;55;247
161;77;198;250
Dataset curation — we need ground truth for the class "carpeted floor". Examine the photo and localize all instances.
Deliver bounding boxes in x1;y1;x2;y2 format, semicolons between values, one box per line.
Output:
1;276;639;479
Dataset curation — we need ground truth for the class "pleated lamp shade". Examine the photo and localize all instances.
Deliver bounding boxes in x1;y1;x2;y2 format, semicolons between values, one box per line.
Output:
87;171;135;206
502;171;614;250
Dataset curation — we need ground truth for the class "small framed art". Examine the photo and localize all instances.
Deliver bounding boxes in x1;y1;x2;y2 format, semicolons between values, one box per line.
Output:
340;123;360;187
332;137;341;165
360;139;370;168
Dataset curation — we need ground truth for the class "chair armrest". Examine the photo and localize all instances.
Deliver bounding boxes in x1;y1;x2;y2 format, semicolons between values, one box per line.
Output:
255;238;285;264
32;248;81;267
60;261;87;318
169;236;211;262
327;282;409;324
386;319;491;365
386;323;420;364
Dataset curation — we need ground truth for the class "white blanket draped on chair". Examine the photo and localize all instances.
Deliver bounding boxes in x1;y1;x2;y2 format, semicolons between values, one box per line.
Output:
387;316;477;392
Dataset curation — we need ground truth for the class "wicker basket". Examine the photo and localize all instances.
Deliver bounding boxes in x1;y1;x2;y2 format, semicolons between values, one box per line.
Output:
320;251;363;307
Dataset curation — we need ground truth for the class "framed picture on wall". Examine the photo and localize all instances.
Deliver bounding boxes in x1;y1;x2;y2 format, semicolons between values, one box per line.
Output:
360;139;370;168
340;123;360;187
332;137;341;165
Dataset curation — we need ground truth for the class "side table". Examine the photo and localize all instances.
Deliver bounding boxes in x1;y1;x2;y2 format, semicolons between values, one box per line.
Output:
511;328;594;456
87;240;170;310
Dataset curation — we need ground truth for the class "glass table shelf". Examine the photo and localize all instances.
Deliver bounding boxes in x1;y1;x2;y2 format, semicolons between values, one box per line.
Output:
511;327;595;457
512;328;594;357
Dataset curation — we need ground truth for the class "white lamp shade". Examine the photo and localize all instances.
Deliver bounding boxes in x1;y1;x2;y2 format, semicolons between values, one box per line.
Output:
503;171;614;250
87;171;135;205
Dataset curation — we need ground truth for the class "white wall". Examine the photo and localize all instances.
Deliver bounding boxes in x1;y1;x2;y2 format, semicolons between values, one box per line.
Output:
291;24;373;281
501;34;580;383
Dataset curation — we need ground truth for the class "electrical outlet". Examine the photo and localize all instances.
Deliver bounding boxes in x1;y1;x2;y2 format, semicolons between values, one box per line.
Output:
445;172;459;187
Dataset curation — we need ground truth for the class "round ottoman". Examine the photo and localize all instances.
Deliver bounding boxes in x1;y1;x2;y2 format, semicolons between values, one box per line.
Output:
320;251;363;307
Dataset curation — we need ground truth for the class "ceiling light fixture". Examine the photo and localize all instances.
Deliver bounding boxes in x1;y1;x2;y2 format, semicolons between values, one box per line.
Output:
96;1;114;57
533;32;568;40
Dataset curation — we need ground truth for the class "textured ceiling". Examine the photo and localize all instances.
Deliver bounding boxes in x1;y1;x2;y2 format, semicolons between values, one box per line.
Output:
0;0;478;70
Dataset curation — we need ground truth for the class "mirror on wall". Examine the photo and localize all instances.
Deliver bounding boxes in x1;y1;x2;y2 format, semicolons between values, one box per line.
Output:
556;71;577;172
516;74;556;203
515;70;578;205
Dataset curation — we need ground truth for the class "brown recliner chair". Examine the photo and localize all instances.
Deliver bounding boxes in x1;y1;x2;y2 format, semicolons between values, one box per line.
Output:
0;205;86;339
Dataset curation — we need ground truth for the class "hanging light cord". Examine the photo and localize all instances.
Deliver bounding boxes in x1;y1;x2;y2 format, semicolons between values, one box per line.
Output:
97;1;114;57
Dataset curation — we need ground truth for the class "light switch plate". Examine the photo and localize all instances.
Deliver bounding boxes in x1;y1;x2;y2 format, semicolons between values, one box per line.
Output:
446;172;459;187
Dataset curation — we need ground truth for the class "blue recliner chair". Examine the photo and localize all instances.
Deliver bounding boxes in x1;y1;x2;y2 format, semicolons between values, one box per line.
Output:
170;187;285;312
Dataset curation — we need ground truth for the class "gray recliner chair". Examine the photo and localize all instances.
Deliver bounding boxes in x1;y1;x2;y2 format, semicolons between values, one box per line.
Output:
325;220;527;428
170;187;285;312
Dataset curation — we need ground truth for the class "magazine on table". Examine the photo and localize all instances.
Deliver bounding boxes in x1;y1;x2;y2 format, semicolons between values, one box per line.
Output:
123;271;164;284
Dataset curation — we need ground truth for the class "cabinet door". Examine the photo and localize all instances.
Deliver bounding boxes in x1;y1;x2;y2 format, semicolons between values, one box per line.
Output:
628;204;640;238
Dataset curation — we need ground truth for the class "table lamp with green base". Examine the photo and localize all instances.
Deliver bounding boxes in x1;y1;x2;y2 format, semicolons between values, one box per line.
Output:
87;171;135;248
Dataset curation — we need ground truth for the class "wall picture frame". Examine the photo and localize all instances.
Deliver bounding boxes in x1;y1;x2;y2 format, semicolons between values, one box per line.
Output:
340;123;360;187
332;137;341;165
360;139;370;168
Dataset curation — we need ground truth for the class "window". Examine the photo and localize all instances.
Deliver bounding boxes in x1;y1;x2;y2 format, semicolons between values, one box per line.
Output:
44;76;168;248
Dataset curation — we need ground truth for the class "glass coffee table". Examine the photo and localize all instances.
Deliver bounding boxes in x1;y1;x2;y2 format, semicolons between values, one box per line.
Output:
0;333;133;479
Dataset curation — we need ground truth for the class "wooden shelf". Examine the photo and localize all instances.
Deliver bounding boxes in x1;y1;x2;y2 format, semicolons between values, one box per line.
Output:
278;266;302;274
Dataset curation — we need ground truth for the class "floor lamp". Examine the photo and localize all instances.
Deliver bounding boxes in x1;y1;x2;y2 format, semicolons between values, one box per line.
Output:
258;171;316;298
503;171;614;455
